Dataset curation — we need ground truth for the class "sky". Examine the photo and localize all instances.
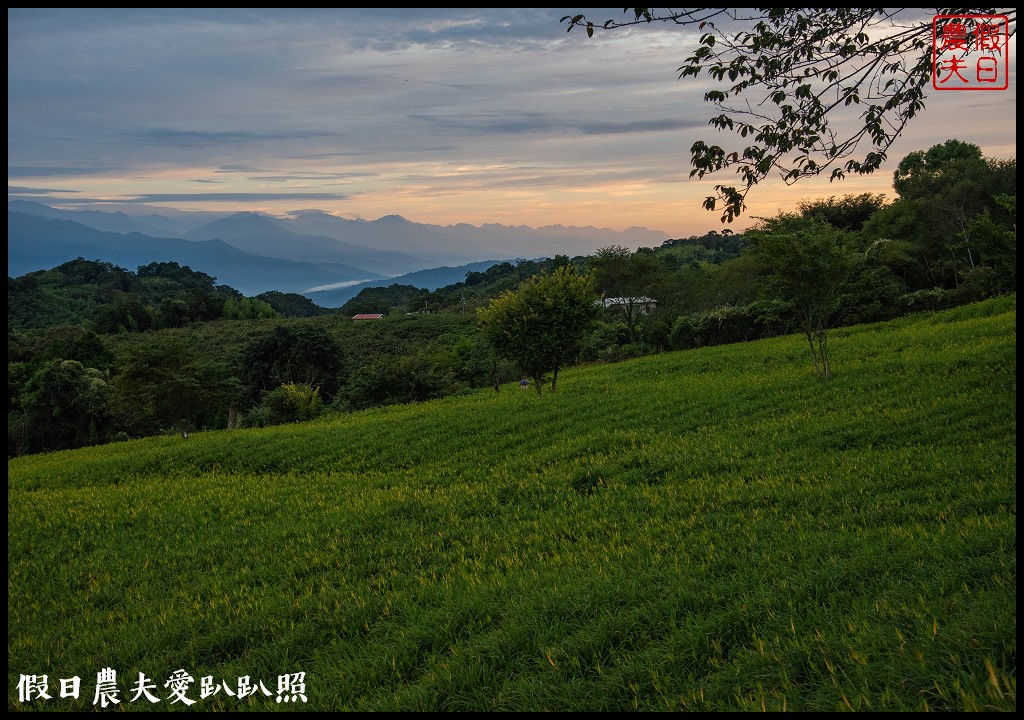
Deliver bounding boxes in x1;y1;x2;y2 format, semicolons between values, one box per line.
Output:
7;8;1017;239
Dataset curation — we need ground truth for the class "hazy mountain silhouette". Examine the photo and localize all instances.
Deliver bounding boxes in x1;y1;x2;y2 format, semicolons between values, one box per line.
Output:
8;199;217;238
304;260;508;308
183;212;426;276
8;201;672;299
282;211;498;266
7;211;384;296
277;210;670;264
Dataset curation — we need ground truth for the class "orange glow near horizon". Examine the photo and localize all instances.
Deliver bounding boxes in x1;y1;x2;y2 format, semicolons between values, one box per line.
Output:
17;131;1014;241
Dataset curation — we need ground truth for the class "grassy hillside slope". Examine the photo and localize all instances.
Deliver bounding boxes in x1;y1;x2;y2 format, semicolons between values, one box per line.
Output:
8;295;1016;711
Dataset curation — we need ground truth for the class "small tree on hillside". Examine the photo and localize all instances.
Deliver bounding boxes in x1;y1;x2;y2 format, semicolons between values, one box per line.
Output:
750;216;854;380
240;324;344;405
477;265;600;396
589;244;664;342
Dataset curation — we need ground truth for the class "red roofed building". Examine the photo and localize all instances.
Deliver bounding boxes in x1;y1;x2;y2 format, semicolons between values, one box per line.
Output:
352;313;385;320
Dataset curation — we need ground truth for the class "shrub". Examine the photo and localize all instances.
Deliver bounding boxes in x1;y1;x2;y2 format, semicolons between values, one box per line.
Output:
247;382;324;426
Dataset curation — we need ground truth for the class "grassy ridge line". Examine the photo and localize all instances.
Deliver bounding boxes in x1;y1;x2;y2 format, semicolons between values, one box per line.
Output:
8;295;1016;711
12;296;1015;487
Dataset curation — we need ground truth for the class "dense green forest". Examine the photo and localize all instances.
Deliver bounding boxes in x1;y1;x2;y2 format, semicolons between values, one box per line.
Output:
7;139;1016;456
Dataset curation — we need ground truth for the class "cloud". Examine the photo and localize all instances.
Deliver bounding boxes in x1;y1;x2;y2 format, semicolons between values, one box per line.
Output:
6;191;349;204
115;192;352;203
8;185;81;194
248;173;377;182
8;167;118;178
304;279;377;293
407;112;704;137
215;164;268;173
130;128;340;148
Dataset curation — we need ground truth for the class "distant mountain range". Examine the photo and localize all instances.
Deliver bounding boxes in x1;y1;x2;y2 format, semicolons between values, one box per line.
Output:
7;200;670;305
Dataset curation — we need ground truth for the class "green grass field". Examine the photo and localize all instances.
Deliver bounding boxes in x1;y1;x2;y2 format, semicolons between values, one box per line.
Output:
8;295;1016;711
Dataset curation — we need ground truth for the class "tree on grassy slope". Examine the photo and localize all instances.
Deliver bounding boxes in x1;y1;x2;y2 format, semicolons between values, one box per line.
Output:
12;359;111;454
863;140;1017;292
477;265;600;396
240;324;344;406
749;216;854;380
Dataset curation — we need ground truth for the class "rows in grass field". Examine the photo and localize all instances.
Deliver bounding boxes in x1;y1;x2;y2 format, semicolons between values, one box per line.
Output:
8;296;1015;711
11;297;1014;493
